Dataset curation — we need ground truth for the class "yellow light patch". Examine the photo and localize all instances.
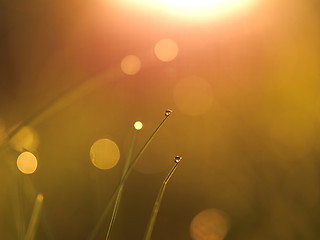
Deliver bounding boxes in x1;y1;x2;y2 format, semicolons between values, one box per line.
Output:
90;138;120;170
134;121;143;130
17;151;38;174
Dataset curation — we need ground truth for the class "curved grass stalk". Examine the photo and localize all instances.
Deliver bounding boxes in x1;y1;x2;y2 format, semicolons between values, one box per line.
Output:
87;110;173;240
1;70;119;151
105;132;137;240
143;156;182;240
24;194;44;240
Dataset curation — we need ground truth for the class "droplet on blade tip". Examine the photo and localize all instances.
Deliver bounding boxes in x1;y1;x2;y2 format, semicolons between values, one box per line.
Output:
174;156;182;163
165;109;173;117
37;194;44;201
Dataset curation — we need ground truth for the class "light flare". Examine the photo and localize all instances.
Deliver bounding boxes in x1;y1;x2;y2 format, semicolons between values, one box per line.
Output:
111;0;256;21
190;208;230;240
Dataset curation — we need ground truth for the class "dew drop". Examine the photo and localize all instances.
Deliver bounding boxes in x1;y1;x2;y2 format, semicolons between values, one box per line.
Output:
175;156;182;163
165;109;173;117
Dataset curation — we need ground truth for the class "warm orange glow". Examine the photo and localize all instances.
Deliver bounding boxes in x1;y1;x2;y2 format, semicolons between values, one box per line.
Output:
173;76;214;116
190;208;230;240
121;55;141;75
111;0;255;21
17;151;38;174
154;39;179;62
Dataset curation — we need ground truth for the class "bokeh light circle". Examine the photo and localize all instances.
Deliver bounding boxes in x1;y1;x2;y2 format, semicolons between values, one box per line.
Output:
121;55;141;75
90;138;120;170
190;208;230;240
10;126;39;152
174;76;214;116
17;151;38;174
154;38;179;62
134;121;143;130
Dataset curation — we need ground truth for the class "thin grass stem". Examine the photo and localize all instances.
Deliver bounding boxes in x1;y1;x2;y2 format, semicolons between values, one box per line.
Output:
87;110;172;240
24;176;55;240
143;156;182;240
24;194;44;240
18;173;26;240
105;132;137;240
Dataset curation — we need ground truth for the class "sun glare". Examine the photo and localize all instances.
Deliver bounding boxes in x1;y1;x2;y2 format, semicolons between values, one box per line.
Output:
111;0;255;21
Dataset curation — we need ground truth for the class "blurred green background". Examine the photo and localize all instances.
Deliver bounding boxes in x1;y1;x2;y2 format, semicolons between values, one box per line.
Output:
1;0;320;239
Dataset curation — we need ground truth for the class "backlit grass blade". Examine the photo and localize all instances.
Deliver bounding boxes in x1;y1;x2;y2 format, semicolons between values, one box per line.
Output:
22;176;55;240
24;194;44;240
105;131;138;240
17;173;26;240
87;110;173;240
143;156;182;240
1;70;120;151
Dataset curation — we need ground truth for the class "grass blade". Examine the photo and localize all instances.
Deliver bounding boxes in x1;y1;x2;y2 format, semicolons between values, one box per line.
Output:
87;110;173;240
24;194;44;240
1;70;120;151
17;173;26;240
143;156;182;240
105;131;137;240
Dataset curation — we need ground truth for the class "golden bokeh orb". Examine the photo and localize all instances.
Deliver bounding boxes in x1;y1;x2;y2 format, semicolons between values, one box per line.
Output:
134;121;143;130
190;208;230;240
90;138;120;170
154;38;179;62
121;55;141;75
10;126;39;152
17;151;38;174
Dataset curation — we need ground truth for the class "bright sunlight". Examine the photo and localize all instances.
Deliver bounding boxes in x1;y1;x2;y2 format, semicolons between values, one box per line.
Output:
111;0;256;21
